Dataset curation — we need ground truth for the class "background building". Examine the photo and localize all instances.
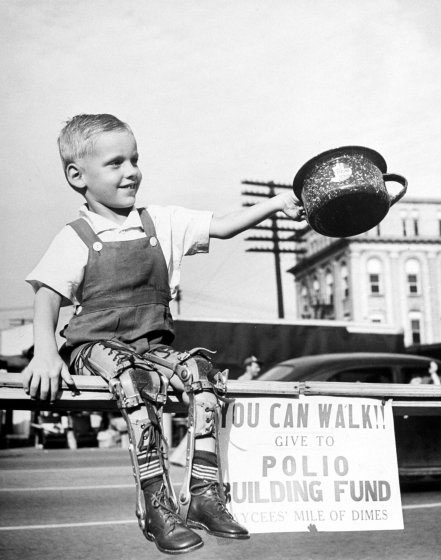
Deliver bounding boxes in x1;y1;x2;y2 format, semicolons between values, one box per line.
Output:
289;198;441;347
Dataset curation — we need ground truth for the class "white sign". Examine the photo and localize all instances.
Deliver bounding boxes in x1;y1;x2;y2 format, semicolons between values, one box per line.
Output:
219;396;403;533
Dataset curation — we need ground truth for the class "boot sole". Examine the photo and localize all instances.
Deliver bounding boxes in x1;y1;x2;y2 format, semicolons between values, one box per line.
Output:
187;520;250;540
144;531;204;554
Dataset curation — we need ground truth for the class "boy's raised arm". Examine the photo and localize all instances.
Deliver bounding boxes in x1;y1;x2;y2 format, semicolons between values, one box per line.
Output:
209;191;305;239
22;286;74;403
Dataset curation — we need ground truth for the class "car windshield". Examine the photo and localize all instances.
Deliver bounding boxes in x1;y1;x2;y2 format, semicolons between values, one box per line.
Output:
259;356;441;383
260;365;295;380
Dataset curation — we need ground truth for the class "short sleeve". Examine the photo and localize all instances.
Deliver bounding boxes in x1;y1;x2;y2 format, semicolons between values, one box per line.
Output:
25;226;88;306
169;206;213;255
145;205;213;299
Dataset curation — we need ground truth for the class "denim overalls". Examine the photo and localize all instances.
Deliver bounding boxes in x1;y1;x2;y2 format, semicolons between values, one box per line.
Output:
61;208;174;363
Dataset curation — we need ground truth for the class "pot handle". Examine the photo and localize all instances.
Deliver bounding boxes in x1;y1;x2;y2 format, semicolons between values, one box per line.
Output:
383;173;407;206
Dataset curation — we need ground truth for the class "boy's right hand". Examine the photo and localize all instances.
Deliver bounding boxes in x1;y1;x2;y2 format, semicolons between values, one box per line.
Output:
22;354;74;404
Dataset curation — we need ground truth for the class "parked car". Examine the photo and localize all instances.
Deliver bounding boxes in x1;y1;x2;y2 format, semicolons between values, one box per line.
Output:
260;352;441;479
260;352;441;384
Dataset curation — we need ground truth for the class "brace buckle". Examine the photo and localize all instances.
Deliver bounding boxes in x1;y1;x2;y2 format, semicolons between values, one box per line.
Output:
191;381;203;392
155;393;167;405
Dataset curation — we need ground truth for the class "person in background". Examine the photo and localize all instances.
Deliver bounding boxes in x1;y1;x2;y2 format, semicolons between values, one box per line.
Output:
409;360;441;385
238;355;262;380
428;361;441;385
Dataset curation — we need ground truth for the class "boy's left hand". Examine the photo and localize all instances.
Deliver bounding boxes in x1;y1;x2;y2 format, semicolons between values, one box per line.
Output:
278;192;306;222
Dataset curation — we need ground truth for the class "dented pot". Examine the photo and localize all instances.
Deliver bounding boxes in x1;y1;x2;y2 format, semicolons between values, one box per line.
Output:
293;146;407;237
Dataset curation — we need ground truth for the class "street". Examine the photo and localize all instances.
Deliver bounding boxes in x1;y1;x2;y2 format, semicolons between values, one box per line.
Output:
1;447;441;560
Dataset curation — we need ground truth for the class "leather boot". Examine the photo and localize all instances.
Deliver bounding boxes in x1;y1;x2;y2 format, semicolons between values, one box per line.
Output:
187;480;249;539
143;481;204;554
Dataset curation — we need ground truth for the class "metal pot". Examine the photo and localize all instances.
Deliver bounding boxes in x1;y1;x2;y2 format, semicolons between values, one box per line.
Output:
293;146;407;237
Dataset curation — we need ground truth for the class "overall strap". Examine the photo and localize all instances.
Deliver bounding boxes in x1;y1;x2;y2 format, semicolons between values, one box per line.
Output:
68;218;101;247
138;208;157;237
69;210;157;246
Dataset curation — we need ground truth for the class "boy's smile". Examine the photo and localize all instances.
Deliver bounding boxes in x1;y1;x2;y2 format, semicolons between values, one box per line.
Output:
76;130;142;222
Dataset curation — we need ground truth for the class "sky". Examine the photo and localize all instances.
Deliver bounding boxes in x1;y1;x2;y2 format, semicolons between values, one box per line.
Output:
1;0;440;330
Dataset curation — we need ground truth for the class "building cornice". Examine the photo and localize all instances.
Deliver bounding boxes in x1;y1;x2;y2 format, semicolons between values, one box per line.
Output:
397;197;441;204
288;238;349;274
288;236;441;275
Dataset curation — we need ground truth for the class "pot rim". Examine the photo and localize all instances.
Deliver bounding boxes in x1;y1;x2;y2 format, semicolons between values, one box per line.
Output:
293;145;387;199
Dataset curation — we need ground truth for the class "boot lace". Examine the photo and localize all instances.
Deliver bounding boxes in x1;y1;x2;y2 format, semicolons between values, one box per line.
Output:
151;485;183;531
138;419;168;457
190;480;234;519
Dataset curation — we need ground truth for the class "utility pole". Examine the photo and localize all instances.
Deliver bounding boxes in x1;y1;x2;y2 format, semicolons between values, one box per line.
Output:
241;180;306;319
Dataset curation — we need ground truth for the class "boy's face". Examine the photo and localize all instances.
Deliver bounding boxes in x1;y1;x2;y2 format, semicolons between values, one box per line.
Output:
76;129;142;217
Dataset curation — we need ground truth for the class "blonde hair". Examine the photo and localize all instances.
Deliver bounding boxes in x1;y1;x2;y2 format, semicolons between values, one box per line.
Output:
57;114;132;174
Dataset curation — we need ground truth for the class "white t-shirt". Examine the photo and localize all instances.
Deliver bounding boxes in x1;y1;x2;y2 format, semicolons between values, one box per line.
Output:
26;204;213;306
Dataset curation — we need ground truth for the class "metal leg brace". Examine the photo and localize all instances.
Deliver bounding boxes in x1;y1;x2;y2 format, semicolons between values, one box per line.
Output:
74;340;176;532
75;340;230;531
143;346;230;521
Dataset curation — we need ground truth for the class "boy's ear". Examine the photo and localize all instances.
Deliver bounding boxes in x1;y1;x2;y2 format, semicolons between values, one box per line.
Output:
66;162;86;191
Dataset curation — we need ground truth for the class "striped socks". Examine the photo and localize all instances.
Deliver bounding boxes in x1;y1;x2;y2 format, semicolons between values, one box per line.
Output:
139;451;163;490
139;449;219;490
191;450;218;484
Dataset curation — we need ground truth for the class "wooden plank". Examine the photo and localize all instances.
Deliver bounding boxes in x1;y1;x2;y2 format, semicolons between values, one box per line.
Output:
0;372;110;392
1;372;441;413
4;373;441;399
0;373;301;412
303;381;441;399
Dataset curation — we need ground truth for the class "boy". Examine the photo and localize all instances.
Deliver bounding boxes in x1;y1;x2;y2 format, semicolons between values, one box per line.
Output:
23;114;305;554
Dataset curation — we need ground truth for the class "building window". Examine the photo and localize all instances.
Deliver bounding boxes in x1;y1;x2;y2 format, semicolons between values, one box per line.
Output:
341;263;349;299
408;274;419;294
312;275;320;297
410;318;421;344
411;210;419;236
325;270;334;305
405;259;421;295
369;274;381;294
300;284;309;315
367;258;383;295
399;210;407;236
413;219;419;236
402;219;407;236
370;310;385;323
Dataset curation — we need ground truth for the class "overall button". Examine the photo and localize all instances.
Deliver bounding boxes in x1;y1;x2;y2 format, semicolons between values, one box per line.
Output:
150;237;158;247
93;241;103;252
75;306;83;315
